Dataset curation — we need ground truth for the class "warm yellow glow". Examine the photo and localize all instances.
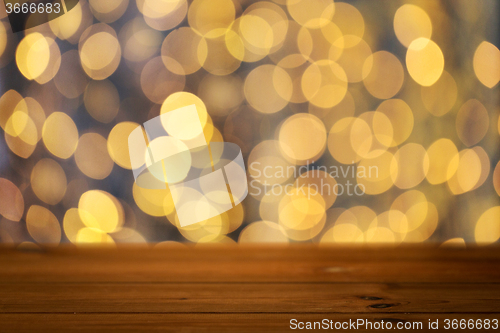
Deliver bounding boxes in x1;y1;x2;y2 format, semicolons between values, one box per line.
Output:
406;38;444;86
391;190;428;232
302;60;348;108
239;221;288;243
26;205;61;245
448;149;482;195
63;208;87;244
239;15;274;55
79;190;123;233
393;4;432;47
279;113;326;164
287;0;334;29
363;51;404;99
133;183;172;217
328;117;367;164
121;18;163;62
141;56;185;103
197;74;244;117
161;27;207;75
55;50;90;98
42;112;79;159
31;159;67;205
76;228;116;245
475;207;500;245
357;150;396;195
248;140;294;187
421;70;457;116
391;143;429;189
494;162;500;197
245;64;292;114
188;0;235;38
89;0;129;23
108;122;140;170
161;92;208;129
0;0;498;246
321;223;364;243
441;238;466;248
16;33;50;80
335;37;372;83
75;133;114;180
376;99;413;146
0;178;24;222
473;41;500;88
456;99;489;147
0;90;25;134
79;25;121;80
332;2;364;44
0;22;7;57
295;170;337;209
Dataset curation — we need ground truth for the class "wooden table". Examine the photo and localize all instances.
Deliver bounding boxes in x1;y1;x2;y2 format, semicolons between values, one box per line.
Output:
0;245;499;332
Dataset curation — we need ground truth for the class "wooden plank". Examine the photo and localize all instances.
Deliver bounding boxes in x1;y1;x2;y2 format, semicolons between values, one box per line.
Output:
1;245;499;331
0;282;499;314
0;313;499;333
1;245;500;283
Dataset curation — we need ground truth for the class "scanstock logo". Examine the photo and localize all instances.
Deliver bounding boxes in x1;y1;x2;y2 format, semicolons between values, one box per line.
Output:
2;0;80;32
128;105;249;227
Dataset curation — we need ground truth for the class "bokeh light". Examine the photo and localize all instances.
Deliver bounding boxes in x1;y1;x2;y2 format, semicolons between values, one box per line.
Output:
473;41;500;88
42;112;79;159
31;158;67;205
393;4;432;48
0;0;498;246
406;38;444;87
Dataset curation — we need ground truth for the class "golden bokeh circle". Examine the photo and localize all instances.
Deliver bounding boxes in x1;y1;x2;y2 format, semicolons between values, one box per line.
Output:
16;33;51;81
393;4;432;47
42;112;79;159
421;70;457;117
79;24;121;80
75;133;114;180
89;0;129;23
279;113;326;164
239;221;288;243
108;122;140;170
188;0;235;38
391;143;429;189
376;99;414;146
31;158;67;205
79;190;123;233
244;64;292;114
406;38;444;87
26;205;61;246
0;178;24;222
473;41;500;88
456;99;489;147
141;56;186;104
84;80;120;123
302;60;348;108
493;161;500;197
161;27;208;75
363;51;404;99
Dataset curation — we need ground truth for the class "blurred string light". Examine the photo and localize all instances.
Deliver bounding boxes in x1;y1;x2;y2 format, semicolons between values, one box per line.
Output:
0;0;498;247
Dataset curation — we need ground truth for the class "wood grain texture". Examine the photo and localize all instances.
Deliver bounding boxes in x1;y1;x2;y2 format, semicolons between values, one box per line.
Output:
0;245;499;332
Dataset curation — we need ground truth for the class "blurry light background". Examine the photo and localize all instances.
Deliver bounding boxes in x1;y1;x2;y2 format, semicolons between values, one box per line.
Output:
0;0;499;247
